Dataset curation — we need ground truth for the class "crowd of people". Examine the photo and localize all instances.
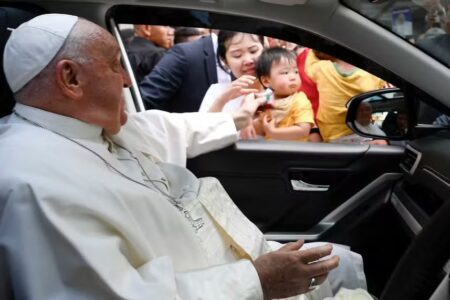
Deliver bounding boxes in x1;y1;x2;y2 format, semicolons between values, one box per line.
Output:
125;26;391;145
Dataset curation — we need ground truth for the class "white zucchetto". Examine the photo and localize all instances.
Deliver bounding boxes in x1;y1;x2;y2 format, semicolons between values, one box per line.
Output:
3;13;78;93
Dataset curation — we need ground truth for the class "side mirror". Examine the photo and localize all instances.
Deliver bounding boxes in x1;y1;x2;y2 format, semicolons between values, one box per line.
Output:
346;88;408;141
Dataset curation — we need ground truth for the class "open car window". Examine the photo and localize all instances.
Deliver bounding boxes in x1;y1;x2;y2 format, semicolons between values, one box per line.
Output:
111;5;411;146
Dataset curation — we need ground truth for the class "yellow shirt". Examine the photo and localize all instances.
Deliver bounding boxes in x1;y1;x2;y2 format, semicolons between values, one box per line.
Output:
307;61;385;142
264;91;314;141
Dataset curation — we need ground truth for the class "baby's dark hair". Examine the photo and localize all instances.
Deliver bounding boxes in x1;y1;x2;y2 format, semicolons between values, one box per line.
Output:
256;47;297;80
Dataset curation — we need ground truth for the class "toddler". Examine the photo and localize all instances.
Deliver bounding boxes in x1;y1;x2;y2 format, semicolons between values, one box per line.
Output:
253;47;314;141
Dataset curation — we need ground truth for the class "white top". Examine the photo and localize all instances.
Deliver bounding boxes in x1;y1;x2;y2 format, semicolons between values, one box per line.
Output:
199;82;244;112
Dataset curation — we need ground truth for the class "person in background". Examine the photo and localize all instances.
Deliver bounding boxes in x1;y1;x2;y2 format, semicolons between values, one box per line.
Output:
174;27;210;44
355;102;386;135
252;47;314;141
306;54;386;143
126;24;174;83
296;49;336;142
353;101;388;145
139;31;231;112
416;14;450;67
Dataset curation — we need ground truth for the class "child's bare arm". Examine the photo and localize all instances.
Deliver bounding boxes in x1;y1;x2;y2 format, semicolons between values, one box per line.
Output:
263;120;311;140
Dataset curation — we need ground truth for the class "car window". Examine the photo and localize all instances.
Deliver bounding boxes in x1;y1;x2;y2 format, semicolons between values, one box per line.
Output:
119;23;396;144
111;6;411;146
342;0;450;68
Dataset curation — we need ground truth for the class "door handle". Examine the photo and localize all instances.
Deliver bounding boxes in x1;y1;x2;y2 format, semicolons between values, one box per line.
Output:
290;179;330;192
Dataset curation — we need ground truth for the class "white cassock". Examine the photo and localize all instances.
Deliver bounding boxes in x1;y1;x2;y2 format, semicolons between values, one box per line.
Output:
0;103;370;300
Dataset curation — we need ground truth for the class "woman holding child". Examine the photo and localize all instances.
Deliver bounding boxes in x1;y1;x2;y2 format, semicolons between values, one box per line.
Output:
199;31;314;141
199;31;265;113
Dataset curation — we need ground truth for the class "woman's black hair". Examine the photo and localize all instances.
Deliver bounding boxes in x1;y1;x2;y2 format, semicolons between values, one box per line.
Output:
216;31;264;77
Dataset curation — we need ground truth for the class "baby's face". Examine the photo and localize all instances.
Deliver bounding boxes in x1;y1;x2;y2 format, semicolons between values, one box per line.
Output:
267;57;300;98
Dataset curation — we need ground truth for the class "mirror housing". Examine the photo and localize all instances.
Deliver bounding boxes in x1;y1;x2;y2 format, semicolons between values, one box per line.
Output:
346;88;408;141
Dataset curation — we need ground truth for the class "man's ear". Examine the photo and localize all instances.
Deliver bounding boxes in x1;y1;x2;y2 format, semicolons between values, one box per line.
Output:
55;59;83;100
142;25;152;38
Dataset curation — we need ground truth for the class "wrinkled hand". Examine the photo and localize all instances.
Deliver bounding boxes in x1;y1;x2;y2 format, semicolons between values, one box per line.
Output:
232;93;267;131
254;240;339;300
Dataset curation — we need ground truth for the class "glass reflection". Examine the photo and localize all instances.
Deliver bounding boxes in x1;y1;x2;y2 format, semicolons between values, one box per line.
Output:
355;91;408;139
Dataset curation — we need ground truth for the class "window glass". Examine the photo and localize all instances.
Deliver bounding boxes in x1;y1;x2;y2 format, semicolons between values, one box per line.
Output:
342;0;450;67
118;22;395;145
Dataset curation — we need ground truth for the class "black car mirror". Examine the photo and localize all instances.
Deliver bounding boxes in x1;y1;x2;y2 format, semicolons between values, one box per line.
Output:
346;88;408;140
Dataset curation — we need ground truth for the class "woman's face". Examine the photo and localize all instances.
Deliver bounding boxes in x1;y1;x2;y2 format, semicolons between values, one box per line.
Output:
224;33;263;78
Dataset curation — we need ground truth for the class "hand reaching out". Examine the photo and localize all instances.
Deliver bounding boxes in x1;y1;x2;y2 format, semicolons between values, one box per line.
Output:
209;75;260;112
232;93;267;131
224;75;260;100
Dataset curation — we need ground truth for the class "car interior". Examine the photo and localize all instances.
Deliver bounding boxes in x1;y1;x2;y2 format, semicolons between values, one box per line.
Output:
1;1;450;299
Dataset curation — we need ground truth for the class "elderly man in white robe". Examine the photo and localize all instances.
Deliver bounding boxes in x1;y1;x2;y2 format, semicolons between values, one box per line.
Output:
0;14;372;300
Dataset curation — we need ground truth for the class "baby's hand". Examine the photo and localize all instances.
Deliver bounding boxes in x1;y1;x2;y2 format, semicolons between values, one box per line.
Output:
262;114;276;135
240;124;257;140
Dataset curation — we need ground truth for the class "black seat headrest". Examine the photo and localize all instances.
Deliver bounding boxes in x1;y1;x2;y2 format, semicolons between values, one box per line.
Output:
0;6;44;118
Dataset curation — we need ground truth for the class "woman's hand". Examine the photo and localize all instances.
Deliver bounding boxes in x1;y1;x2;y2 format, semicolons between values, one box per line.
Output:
209;75;260;112
225;75;260;99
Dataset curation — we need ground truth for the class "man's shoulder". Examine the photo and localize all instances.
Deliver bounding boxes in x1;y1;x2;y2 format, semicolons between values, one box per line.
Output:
171;35;213;55
178;35;212;48
127;37;164;53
